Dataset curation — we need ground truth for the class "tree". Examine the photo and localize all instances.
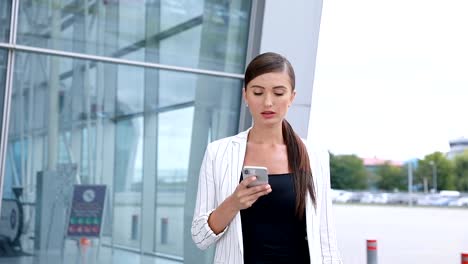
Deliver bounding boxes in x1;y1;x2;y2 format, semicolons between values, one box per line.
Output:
453;150;468;192
415;152;456;192
329;153;368;190
375;162;406;191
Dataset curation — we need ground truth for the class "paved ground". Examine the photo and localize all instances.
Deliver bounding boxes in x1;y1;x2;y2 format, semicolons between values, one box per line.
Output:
2;203;467;263
334;204;468;264
0;246;180;264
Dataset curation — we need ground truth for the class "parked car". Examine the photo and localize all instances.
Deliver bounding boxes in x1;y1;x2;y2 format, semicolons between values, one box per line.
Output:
334;191;353;203
348;192;365;203
360;192;374;204
373;193;389;204
388;193;417;205
432;196;459;206
331;189;345;202
448;196;468;207
417;194;440;206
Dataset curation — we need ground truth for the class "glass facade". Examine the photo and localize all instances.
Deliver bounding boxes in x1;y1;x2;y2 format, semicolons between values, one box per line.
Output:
17;0;251;73
0;0;251;263
0;49;6;140
0;1;11;42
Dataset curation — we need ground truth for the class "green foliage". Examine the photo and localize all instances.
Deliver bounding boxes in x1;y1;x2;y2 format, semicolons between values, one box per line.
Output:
415;152;456;191
375;162;406;191
329;150;468;192
453;150;468;191
329;153;368;190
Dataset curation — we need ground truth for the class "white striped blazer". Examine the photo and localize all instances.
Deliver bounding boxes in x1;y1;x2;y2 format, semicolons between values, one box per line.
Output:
191;128;343;264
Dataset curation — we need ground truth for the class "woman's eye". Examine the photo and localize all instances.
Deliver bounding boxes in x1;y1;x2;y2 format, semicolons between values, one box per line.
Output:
275;93;284;96
253;92;263;96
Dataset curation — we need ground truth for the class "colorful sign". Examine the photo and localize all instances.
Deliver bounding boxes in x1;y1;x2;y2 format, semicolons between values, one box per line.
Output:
66;185;106;238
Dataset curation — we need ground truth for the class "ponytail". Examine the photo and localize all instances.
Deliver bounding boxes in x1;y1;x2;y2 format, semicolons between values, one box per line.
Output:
282;119;317;218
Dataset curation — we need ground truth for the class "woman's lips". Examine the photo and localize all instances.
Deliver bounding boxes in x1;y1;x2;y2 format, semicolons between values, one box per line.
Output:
261;111;276;118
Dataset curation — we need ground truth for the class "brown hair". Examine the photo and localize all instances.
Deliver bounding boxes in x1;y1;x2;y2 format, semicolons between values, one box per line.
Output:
244;52;317;218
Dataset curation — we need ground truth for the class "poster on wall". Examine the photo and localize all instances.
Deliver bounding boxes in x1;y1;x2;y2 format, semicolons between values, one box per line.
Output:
66;185;107;238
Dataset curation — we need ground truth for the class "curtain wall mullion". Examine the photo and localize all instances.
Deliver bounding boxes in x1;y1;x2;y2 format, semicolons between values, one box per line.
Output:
0;0;20;212
9;0;19;44
0;49;16;212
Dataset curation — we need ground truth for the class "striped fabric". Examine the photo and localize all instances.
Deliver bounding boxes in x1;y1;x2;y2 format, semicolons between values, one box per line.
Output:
191;128;343;264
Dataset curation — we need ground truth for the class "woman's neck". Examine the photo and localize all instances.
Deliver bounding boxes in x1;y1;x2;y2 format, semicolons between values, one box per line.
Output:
248;123;284;144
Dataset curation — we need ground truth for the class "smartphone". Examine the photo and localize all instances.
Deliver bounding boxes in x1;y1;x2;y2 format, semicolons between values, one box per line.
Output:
242;166;269;188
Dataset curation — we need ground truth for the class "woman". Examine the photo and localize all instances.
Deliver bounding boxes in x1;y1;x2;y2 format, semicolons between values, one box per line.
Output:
192;52;342;264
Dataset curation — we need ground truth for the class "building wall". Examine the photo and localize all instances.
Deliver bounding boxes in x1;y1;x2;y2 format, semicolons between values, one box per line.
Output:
447;138;468;159
260;0;324;139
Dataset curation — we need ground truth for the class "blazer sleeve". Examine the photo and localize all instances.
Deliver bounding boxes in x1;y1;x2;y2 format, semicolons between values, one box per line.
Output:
319;150;344;263
191;143;229;250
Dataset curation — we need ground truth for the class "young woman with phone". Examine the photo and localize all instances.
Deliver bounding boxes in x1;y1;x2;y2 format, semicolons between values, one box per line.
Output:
192;52;342;263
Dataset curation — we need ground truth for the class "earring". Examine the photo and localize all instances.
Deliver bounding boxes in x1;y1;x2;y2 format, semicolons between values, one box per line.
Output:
245;103;248;107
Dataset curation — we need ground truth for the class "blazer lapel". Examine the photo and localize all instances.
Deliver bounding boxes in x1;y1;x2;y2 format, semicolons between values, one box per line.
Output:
231;128;249;255
305;147;322;262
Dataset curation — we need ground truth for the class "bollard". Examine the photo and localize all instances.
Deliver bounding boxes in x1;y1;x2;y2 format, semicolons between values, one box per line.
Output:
79;237;91;264
366;239;378;264
161;217;168;244
462;253;468;264
131;214;139;240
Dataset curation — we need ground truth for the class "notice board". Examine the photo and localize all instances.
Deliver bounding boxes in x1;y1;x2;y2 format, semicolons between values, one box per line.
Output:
66;185;107;238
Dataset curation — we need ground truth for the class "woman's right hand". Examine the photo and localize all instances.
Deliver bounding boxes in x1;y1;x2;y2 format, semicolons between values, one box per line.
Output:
207;176;272;234
229;176;272;210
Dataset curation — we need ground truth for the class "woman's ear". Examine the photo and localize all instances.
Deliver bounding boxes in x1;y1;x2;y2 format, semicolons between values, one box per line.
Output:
242;88;247;104
289;90;296;106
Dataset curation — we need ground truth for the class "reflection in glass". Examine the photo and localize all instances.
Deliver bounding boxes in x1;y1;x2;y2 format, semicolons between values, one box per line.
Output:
0;49;7;120
156;107;194;256
0;0;11;42
117;65;144;115
0;50;8;225
17;0;251;73
2;51;242;261
114;116;143;248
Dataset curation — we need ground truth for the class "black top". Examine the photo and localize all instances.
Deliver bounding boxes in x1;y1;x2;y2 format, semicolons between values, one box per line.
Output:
240;173;310;264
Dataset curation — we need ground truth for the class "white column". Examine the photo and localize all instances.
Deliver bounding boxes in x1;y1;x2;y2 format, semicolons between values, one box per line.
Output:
259;0;324;139
47;0;61;171
141;1;160;253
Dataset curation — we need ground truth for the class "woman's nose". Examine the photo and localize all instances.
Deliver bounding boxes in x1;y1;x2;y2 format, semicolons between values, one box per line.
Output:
264;95;273;107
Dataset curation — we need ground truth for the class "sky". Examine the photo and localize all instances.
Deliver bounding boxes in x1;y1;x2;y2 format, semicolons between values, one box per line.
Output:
310;0;468;162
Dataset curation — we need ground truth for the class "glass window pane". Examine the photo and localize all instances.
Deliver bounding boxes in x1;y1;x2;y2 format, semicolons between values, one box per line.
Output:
114;116;143;248
17;0;251;73
5;51;145;254
155;108;194;256
155;73;242;258
0;49;6;145
0;49;6;116
0;0;11;42
3;51;242;262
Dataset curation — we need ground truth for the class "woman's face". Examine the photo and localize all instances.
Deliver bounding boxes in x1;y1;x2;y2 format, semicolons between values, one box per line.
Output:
243;71;296;127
